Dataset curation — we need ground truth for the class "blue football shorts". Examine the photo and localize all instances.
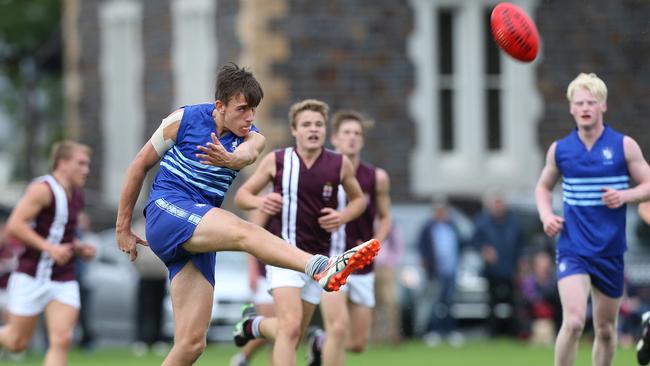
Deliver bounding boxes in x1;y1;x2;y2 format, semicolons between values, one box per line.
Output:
556;250;624;298
144;197;215;286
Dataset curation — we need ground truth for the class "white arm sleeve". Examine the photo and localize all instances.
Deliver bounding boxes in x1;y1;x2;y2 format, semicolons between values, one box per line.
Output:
150;109;183;157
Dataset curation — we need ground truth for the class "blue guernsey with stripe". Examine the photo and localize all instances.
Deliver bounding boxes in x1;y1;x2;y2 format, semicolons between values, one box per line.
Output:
555;124;629;256
146;103;259;208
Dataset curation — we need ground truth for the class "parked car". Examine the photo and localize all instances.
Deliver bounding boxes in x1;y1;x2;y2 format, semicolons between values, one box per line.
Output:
84;229;138;345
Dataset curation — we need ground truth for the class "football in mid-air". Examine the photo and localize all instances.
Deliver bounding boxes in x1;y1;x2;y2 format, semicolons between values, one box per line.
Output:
490;2;539;62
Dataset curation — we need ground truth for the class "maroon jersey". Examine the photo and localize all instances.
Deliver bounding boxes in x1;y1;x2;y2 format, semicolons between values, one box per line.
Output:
16;175;84;281
331;161;377;274
267;147;342;256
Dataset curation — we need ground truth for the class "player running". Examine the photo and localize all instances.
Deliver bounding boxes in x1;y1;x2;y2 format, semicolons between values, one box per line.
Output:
232;100;380;366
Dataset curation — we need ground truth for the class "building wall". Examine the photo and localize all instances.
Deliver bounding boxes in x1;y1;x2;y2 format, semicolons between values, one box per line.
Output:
271;0;415;200
66;0;650;222
536;0;650;152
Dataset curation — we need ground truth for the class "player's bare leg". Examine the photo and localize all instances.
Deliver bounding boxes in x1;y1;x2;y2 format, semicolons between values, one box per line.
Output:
44;301;78;366
185;209;380;291
591;288;621;366
0;314;39;353
230;303;274;366
162;261;213;366
347;301;372;353
183;208;313;272
555;275;590;366
236;303;273;365
319;291;373;366
255;288;316;366
320;291;349;366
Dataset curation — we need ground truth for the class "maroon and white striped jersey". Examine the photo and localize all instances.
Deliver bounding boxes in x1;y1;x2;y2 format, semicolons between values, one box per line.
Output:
331;161;377;274
266;147;343;256
15;175;84;281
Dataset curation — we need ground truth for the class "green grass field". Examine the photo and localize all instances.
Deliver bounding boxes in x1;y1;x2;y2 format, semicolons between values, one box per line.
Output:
4;339;638;366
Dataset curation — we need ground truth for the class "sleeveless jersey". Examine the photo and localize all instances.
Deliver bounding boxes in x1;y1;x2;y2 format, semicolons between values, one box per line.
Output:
266;147;343;256
331;162;377;274
555;125;629;256
146;103;259;208
16;175;84;281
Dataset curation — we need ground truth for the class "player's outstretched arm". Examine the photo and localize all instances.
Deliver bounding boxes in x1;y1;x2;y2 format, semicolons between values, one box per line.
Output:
115;142;160;261
116;110;180;261
373;167;392;243
535;142;564;237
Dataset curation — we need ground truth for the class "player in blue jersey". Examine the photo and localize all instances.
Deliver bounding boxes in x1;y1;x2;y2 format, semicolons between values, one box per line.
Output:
115;64;378;366
535;73;650;366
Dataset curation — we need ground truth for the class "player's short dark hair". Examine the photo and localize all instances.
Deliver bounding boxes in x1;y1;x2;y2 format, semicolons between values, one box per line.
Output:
215;63;264;107
331;109;374;135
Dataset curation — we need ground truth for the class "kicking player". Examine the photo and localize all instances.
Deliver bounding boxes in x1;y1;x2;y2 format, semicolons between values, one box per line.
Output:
535;73;650;366
0;141;96;366
306;110;391;366
232;99;380;366
116;65;378;366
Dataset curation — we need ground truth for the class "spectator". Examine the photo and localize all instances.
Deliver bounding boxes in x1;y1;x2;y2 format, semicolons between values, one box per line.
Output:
417;200;463;347
520;248;561;346
472;191;525;337
371;222;403;344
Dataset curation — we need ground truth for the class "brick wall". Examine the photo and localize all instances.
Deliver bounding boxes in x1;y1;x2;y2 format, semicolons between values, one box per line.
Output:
536;0;650;155
272;0;415;200
77;0;102;195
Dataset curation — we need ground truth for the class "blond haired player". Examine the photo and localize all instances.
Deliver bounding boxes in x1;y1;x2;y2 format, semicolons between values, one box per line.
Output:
535;73;650;366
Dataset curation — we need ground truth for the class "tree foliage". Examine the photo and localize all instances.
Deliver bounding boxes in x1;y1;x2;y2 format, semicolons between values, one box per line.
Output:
0;0;62;180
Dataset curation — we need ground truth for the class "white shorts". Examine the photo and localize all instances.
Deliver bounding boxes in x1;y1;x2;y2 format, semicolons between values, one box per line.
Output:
7;272;80;316
341;272;375;307
253;276;273;305
266;265;323;305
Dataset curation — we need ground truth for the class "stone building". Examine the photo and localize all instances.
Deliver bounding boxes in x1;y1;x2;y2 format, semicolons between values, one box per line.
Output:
63;0;650;217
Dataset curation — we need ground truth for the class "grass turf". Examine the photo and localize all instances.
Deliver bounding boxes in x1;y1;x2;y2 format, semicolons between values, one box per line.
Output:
5;339;637;366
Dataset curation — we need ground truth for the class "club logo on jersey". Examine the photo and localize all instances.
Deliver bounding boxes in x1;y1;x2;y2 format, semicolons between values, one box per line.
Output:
602;147;613;165
558;261;567;273
231;139;239;149
322;182;333;201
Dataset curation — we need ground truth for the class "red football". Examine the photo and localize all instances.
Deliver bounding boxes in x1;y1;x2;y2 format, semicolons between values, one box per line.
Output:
490;2;539;62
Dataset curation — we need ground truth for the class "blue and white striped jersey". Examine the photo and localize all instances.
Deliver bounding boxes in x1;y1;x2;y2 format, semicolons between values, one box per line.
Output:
146;103;259;208
555;124;629;256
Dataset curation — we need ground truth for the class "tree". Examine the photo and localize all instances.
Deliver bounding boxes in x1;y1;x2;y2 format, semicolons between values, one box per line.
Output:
0;0;62;180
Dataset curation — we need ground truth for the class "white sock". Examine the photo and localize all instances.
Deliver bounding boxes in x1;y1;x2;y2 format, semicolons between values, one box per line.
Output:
305;254;329;277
